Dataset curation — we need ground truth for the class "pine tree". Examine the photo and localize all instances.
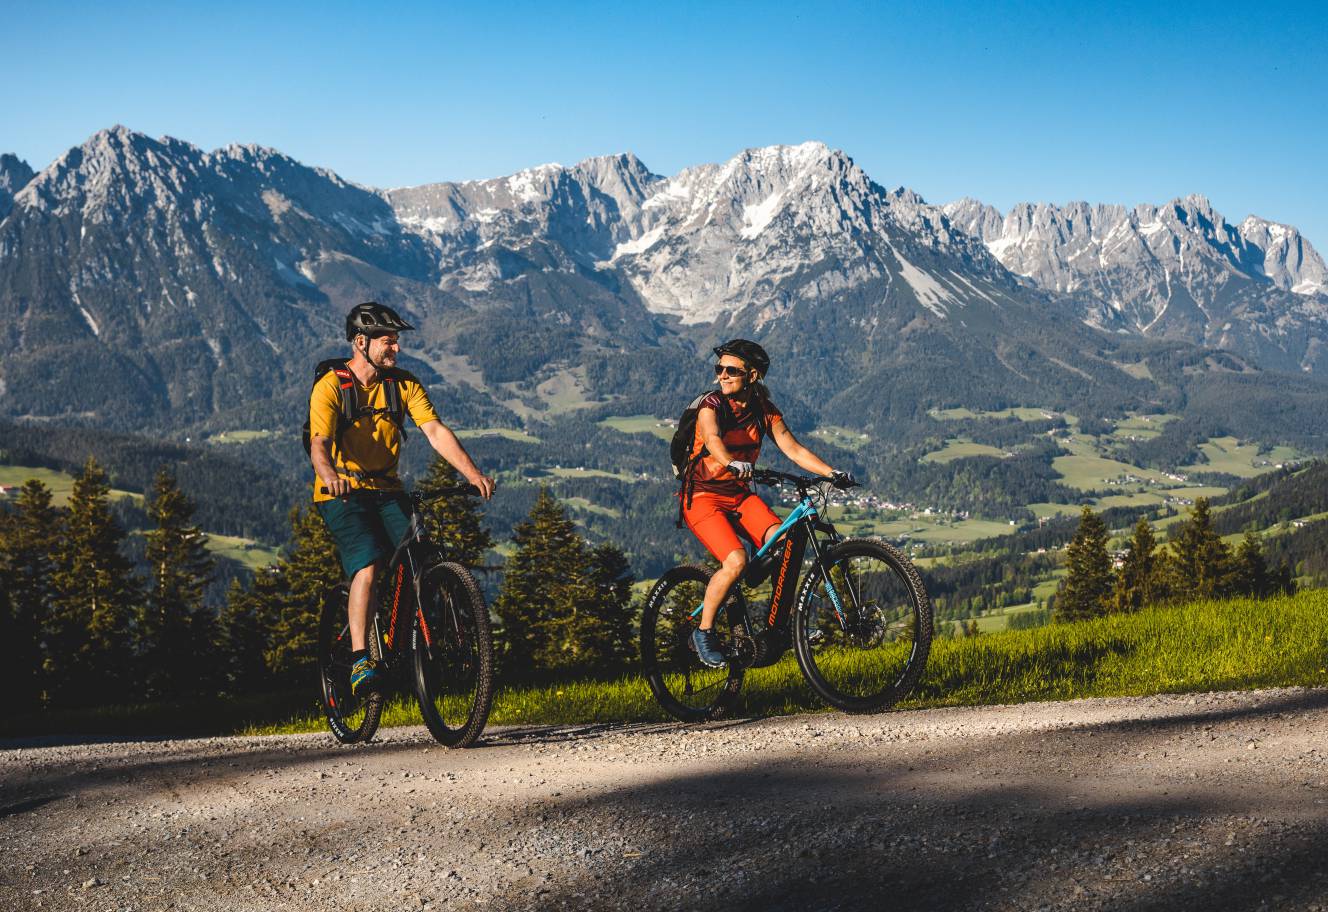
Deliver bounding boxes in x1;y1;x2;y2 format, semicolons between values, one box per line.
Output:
1113;517;1163;613
1271;560;1297;596
218;569;286;691
1056;506;1113;622
420;458;493;565
1231;530;1272;598
0;480;62;710
494;488;596;675
140;468;216;699
267;506;340;681
581;543;638;670
1166;498;1233;600
49;458;140;705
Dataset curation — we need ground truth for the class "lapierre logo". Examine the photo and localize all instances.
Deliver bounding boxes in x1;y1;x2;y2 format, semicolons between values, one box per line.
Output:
768;543;796;626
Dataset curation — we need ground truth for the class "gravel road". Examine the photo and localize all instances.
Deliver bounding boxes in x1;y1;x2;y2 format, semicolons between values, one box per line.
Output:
5;687;1328;911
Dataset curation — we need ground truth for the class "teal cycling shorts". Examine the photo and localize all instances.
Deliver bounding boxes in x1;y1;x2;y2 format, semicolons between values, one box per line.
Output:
316;493;412;578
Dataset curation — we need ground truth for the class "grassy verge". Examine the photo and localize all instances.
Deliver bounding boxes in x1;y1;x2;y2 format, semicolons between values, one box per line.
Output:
250;589;1328;734
11;591;1327;741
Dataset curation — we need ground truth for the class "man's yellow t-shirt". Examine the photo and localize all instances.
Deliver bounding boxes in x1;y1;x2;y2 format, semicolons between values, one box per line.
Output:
309;368;439;503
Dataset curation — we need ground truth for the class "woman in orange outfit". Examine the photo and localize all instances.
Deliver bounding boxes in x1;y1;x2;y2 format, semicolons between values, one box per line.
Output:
682;339;850;667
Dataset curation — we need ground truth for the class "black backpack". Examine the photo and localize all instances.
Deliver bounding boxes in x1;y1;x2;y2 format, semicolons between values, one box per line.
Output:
669;390;765;524
301;359;407;476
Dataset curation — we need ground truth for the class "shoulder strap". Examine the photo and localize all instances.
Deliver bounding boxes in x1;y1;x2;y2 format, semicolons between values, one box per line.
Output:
380;369;408;442
310;359;357;456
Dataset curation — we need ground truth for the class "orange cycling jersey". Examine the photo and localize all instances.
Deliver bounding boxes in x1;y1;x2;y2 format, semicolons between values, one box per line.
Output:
687;392;783;495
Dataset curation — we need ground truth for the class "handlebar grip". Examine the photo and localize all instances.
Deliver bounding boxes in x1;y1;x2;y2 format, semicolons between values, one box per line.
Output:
418;484;484;499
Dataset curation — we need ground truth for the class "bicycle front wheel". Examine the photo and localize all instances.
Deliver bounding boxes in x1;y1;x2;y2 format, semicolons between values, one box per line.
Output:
640;565;745;723
318;583;385;744
412;561;495;747
793;538;932;713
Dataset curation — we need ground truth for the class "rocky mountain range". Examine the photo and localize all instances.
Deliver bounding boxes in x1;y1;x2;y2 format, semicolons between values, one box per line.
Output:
944;196;1328;372
2;127;1326;450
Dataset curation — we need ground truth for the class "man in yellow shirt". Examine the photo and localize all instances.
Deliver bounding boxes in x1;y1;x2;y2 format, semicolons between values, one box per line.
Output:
310;302;496;696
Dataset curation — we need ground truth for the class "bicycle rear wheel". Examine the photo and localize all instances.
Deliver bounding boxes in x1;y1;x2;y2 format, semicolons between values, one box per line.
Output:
793;538;932;713
640;565;745;722
412;561;495;747
318;583;385;744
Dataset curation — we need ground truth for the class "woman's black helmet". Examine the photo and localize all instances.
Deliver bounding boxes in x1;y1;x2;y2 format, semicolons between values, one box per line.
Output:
713;339;770;377
345;302;414;341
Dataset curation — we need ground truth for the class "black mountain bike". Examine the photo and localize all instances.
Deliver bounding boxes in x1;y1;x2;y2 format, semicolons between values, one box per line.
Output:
318;485;494;747
641;469;933;722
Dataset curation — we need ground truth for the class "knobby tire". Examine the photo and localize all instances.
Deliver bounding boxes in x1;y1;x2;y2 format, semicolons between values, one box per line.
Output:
793;538;933;713
412;561;495;748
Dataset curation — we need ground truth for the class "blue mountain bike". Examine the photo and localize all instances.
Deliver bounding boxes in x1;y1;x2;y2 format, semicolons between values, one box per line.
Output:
641;469;933;721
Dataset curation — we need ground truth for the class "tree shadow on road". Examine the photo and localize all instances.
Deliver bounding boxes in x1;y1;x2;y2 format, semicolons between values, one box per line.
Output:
493;688;1328;911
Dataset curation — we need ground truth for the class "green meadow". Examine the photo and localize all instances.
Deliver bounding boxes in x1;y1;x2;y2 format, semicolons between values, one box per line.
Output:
920;438;1009;464
455;427;542;444
242;589;1328;735
1183;436;1305;478
599;414;676;441
11;591;1324;739
929;406;1057;422
204;533;281;571
0;465;142;506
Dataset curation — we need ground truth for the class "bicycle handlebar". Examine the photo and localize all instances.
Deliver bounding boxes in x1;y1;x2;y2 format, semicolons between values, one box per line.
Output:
317;484;482;498
752;468;858;490
415;484;484;500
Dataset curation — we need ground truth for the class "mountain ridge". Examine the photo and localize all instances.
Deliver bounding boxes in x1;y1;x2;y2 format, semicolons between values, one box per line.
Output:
2;127;1327;454
943;194;1328;372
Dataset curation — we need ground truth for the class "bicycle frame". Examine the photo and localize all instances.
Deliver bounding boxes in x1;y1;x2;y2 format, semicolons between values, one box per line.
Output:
379;510;428;655
369;490;467;661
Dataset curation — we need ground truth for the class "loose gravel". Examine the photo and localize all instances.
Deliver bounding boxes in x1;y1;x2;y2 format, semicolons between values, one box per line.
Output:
5;687;1328;911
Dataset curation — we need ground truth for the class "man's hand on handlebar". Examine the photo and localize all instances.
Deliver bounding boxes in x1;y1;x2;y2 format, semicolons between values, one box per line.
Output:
467;473;498;500
829;470;858;490
321;474;352;497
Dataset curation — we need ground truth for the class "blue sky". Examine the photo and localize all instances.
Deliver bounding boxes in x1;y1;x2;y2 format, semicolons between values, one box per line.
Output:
5;0;1326;244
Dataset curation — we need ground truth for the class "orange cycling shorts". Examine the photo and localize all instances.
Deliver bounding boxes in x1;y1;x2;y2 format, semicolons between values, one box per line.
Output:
682;489;781;562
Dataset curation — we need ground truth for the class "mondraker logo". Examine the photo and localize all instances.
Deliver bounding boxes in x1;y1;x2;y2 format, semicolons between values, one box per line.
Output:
769;543;796;626
385;563;404;649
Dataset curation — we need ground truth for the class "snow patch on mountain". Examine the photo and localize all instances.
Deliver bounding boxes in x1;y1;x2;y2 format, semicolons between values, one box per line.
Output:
740;192;784;239
888;243;956;317
79;306;100;337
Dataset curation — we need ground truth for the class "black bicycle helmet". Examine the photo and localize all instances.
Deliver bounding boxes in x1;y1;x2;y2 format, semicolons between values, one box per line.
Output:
713;339;770;377
345;302;415;341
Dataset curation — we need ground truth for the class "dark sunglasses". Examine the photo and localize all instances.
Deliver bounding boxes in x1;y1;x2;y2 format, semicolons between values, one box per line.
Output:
713;364;747;378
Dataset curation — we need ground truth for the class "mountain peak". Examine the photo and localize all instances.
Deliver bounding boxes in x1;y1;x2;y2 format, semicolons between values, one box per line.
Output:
0;153;35;219
1239;215;1328;296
